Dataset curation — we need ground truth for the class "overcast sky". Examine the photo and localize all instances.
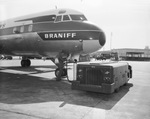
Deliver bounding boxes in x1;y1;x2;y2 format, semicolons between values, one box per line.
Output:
0;0;150;50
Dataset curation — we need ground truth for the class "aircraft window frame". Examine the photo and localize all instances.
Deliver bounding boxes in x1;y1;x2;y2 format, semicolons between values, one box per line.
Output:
63;15;70;21
20;26;24;33
55;15;62;22
70;14;87;21
28;25;33;32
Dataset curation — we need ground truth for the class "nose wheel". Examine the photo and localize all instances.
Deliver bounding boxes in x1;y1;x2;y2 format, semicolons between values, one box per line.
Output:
50;50;70;81
21;59;31;67
55;68;67;81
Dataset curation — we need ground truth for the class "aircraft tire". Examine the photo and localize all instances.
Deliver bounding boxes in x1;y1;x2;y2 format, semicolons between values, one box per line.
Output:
26;59;31;67
21;59;31;67
21;60;26;67
55;68;67;78
115;87;120;93
62;68;67;77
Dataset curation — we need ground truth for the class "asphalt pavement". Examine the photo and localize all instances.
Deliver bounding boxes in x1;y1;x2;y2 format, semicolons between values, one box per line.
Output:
0;60;150;119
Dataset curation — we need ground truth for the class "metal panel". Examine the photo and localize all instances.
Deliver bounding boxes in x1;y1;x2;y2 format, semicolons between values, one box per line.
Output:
85;68;103;85
72;62;132;93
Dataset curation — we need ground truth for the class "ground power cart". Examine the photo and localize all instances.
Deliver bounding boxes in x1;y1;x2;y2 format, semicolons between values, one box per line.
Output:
72;62;132;94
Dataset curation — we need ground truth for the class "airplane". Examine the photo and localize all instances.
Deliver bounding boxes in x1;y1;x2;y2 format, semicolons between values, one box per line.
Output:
0;8;106;80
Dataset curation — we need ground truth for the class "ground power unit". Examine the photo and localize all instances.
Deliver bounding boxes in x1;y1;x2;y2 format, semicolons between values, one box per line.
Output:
72;62;132;94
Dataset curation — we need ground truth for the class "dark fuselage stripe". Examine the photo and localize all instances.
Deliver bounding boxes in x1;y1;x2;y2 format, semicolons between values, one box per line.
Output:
0;21;101;36
38;31;100;40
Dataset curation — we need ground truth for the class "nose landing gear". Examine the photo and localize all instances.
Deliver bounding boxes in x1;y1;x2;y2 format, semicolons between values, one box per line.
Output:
53;51;69;81
55;68;68;81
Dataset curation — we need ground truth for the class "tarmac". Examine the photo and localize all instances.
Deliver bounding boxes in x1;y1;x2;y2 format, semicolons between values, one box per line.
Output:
0;60;150;119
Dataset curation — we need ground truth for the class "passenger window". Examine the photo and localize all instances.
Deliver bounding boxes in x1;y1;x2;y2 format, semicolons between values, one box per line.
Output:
55;16;62;22
28;25;33;32
63;15;70;21
20;26;24;33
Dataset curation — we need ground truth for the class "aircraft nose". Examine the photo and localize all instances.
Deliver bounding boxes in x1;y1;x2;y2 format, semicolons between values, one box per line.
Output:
99;31;106;47
80;21;106;53
82;31;106;54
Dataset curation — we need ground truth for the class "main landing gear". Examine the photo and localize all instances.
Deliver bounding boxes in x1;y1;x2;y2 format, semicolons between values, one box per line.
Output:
21;59;31;67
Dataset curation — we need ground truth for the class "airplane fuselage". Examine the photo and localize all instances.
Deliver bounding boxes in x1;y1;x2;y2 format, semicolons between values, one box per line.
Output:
0;9;106;59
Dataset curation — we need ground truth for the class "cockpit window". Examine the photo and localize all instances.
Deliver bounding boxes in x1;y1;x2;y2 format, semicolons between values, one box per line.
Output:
63;15;70;21
55;15;62;22
55;14;86;22
70;14;87;21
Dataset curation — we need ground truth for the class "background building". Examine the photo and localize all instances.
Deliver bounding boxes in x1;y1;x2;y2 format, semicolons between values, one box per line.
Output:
112;48;150;61
112;48;150;57
93;48;150;61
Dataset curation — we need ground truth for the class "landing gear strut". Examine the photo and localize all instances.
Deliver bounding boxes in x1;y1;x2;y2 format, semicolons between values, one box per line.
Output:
21;59;31;67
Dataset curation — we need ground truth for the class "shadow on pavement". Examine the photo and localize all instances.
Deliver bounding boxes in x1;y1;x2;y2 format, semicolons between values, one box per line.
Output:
0;65;133;110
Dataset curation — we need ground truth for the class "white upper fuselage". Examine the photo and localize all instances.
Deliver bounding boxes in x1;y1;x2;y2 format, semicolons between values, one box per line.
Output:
0;9;84;28
0;9;106;58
